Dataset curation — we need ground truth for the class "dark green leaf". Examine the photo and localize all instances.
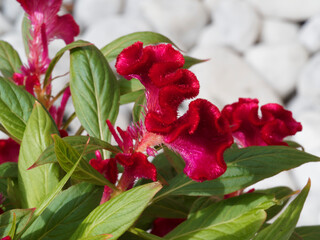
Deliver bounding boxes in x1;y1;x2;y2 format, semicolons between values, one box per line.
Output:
43;40;93;87
255;186;294;221
0;77;35;141
119;78;144;95
18;102;60;208
154;146;319;200
22;183;102;240
166;193;274;240
132;92;146;123
183;56;207;69
0;41;22;78
0;209;34;238
119;89;145;105
290;225;320;240
32;136;120;168
101;31;178;61
254;180;311;240
0;162;18;178
70;43;119;150
70;182;162;240
52;135;116;189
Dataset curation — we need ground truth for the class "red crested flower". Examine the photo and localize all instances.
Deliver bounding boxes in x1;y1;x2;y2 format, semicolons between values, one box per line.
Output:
14;0;79;95
0;138;20;164
1;236;11;240
115;42;233;182
222;98;302;147
151;218;186;237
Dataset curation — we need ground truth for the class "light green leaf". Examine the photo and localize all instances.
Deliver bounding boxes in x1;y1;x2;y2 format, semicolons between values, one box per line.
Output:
0;77;35;141
254;180;311;240
70;43;119;150
132;92;146;123
130;228;164;240
43;40;93;87
290;225;320;240
22;183;102;240
101;31;178;61
182;56;207;69
18;102;60;208
119;78;144;95
52;135;116;189
0;162;18;178
154;146;319;200
166;193;274;239
119;89;145;105
21;14;31;57
31;136;120;168
0;41;22;78
70;182;162;240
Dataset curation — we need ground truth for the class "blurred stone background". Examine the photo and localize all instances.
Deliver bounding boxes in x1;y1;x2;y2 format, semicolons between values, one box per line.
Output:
1;0;320;225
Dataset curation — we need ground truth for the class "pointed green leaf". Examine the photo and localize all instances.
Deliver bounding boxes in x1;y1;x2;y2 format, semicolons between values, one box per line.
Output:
18;102;60;208
52;135;116;189
166;193;274;240
70;182;162;240
0;162;18;178
119;78;144;95
119;89;144;105
290;225;320;240
43;40;93;87
32;136;120;167
0;77;35;141
182;56;207;69
21;14;31;57
22;183;102;240
130;228;164;240
70;43;119;148
101;31;178;61
254;180;311;240
154;146;319;200
0;41;22;78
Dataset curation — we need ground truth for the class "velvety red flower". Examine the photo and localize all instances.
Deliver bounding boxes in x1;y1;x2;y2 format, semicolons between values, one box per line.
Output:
14;0;79;95
222;98;302;147
151;218;186;237
1;236;11;240
115;42;233;182
0;138;20;164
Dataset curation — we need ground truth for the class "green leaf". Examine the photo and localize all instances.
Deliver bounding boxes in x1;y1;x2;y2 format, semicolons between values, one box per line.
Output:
132;92;146;123
43;40;93;87
119;89;145;105
101;31;178;61
0;209;34;238
163;147;185;174
21;14;31;57
255;186;294;221
290;225;320;240
154;146;319;200
18;102;60;208
166;193;274;240
182;56;207;69
22;183;102;240
70;43;119;150
70;182;162;240
0;162;18;178
119;78;144;95
0;77;35;141
130;228;164;240
52;135;116;189
0;41;22;78
254;180;311;240
32;136;120;168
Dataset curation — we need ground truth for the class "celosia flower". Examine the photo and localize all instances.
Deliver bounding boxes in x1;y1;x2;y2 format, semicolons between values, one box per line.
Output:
1;236;11;240
151;218;186;237
114;42;233;182
0;138;20;164
221;98;302;147
14;0;79;95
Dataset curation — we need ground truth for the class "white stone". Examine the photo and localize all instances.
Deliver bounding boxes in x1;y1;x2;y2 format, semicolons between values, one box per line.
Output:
261;19;299;44
73;0;123;29
0;13;12;35
80;16;152;49
247;0;320;21
189;45;281;109
2;0;23;23
244;43;308;98
203;0;220;13
297;52;320;99
139;0;209;50
198;0;261;52
299;15;320;53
